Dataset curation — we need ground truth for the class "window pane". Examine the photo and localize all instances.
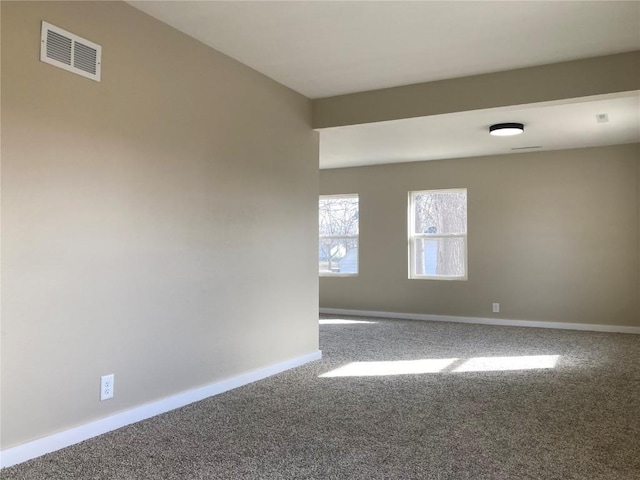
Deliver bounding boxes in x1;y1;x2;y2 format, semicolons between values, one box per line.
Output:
319;196;359;236
413;237;465;277
319;238;358;274
413;191;467;235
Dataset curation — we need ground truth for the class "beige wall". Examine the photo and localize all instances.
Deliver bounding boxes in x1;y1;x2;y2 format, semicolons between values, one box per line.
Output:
320;144;640;327
1;1;318;448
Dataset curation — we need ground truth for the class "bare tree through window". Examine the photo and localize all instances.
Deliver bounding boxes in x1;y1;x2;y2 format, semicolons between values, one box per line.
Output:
410;189;467;278
319;195;359;275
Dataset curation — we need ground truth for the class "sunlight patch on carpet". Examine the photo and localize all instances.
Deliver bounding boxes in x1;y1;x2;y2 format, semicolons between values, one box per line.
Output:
453;355;560;372
320;358;458;377
320;355;560;377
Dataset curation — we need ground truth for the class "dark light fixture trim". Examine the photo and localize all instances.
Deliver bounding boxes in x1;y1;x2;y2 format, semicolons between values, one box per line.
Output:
489;122;524;136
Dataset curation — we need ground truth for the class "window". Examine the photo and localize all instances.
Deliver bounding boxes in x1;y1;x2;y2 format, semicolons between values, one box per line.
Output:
409;189;467;280
319;194;359;276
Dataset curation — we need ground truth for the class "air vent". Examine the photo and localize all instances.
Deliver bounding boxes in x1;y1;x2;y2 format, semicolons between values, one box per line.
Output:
40;22;101;82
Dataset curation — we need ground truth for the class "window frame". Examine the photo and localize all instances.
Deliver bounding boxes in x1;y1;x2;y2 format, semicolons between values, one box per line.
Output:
408;188;468;281
319;193;359;277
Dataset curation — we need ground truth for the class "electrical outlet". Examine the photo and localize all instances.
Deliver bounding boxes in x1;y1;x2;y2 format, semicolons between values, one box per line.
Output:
100;374;114;401
492;303;500;313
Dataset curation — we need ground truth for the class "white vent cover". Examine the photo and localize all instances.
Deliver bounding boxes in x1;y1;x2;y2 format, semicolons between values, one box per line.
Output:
40;22;101;82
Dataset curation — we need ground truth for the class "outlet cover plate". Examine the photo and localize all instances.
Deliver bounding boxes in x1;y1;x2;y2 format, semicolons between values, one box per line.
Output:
101;374;114;401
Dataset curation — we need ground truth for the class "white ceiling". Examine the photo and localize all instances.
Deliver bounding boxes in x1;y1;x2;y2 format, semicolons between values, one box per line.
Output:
130;1;639;99
320;92;640;169
128;1;640;169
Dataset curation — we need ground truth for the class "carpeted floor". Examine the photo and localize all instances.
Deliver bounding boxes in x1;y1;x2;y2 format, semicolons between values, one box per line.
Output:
3;315;640;479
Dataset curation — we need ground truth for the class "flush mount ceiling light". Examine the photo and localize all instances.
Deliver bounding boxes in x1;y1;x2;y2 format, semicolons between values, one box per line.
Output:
489;123;524;136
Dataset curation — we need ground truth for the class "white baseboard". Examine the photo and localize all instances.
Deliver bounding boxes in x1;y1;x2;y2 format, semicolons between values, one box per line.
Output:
320;308;640;334
0;350;322;469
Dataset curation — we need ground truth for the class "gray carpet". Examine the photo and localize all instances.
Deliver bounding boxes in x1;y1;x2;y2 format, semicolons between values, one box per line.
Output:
3;315;640;479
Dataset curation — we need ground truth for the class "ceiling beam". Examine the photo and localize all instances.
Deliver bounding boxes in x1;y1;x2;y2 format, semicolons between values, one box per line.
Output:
313;51;640;129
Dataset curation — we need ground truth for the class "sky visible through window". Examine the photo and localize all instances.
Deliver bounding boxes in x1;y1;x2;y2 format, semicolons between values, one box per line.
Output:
319;195;359;275
411;189;467;278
